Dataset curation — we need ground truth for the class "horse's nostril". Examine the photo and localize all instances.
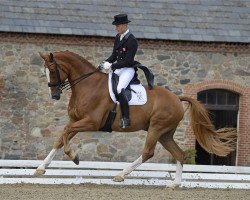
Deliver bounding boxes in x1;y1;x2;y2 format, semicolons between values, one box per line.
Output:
51;89;62;100
52;95;60;100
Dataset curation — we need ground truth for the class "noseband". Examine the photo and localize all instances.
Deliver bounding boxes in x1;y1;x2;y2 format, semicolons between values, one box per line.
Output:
46;60;67;89
46;58;100;91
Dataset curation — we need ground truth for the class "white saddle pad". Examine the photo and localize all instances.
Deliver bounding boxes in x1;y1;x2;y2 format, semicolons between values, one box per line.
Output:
108;73;147;105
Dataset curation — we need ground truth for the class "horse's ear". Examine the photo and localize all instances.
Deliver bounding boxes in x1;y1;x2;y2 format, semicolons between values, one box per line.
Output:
39;52;46;60
49;53;54;61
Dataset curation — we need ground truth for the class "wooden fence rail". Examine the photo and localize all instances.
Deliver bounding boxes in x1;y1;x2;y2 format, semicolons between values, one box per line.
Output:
0;160;250;189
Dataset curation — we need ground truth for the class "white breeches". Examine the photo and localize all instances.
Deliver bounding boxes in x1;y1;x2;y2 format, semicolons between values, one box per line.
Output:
114;67;135;94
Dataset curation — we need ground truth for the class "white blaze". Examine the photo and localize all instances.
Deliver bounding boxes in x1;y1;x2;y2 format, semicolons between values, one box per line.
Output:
45;68;51;97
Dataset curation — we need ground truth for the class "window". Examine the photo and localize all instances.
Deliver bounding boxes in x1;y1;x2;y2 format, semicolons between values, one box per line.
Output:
197;89;239;110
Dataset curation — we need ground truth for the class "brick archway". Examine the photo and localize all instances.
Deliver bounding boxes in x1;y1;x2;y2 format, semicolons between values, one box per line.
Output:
183;80;250;166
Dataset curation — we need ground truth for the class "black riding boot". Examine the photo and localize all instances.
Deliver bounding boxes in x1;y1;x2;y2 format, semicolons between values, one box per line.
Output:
118;89;130;128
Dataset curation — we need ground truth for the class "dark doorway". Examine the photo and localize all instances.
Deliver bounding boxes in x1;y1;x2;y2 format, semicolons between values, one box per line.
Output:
195;89;239;166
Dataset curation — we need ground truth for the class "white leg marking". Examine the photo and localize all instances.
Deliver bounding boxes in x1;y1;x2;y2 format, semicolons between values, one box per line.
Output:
117;155;143;177
173;161;183;185
35;149;58;173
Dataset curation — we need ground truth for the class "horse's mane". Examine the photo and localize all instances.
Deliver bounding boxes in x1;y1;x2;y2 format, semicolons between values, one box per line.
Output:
55;50;96;70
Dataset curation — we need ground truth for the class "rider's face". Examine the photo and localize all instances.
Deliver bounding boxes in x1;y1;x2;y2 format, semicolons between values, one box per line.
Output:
115;24;128;35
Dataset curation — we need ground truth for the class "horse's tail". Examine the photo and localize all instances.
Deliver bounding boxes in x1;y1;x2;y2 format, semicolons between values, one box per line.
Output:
179;96;236;156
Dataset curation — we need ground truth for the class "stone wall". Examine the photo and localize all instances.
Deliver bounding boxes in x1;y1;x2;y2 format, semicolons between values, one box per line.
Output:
0;33;249;164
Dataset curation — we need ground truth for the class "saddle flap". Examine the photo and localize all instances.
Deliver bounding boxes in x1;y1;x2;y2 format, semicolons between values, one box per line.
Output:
111;73;132;101
108;73;147;106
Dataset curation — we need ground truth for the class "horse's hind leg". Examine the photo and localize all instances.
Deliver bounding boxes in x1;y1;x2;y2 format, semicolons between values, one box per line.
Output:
113;130;158;182
34;131;77;175
158;129;186;187
113;155;143;182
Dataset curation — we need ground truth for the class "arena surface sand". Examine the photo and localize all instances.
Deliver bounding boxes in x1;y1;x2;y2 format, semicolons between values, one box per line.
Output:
0;184;249;200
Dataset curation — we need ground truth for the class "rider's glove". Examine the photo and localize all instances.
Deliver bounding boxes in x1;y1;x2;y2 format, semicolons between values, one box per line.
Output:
103;61;112;70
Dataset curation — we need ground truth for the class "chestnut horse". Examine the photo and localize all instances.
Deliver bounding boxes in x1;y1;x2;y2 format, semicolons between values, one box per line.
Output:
35;51;235;186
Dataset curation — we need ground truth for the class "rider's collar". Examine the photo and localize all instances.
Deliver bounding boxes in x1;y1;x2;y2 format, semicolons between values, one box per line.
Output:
120;29;130;41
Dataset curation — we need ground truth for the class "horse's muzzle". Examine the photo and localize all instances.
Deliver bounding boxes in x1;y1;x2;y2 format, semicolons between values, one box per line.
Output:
51;89;61;100
52;94;60;100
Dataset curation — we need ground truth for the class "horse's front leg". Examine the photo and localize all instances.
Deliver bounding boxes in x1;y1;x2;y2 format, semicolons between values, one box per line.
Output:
34;148;58;175
62;117;96;165
63;127;80;165
34;131;77;175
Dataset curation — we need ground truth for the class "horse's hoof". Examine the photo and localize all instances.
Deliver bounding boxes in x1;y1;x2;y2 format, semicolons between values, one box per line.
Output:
34;169;46;175
73;154;79;165
113;176;124;182
168;183;181;189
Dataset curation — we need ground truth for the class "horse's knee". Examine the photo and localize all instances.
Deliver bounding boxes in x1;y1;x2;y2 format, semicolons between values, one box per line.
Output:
64;125;72;132
53;139;63;149
142;152;154;162
64;148;70;155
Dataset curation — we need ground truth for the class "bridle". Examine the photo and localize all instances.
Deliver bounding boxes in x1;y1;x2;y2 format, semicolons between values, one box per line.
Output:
46;58;101;91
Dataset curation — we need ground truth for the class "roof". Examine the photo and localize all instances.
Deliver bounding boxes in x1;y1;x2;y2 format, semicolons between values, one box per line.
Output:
0;0;249;43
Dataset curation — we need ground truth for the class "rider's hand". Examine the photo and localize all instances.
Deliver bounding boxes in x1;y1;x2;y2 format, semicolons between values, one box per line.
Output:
103;61;112;70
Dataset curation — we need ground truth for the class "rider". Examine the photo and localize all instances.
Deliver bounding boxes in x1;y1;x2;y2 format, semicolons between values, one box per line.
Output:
102;14;137;129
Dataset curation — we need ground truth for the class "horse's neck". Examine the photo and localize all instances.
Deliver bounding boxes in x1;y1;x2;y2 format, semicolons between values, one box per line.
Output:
70;72;108;110
67;62;108;97
67;60;94;82
57;53;108;100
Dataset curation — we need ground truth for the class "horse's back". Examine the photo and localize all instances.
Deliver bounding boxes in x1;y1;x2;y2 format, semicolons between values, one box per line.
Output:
146;86;184;122
146;85;181;104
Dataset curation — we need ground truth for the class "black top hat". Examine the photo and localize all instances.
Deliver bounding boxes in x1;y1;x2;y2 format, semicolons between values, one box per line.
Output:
112;14;131;25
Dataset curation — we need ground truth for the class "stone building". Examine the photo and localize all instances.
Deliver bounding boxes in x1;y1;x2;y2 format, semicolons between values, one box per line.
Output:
0;1;249;166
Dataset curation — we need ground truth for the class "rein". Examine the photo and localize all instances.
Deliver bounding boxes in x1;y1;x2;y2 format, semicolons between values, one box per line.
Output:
47;59;101;91
61;69;100;90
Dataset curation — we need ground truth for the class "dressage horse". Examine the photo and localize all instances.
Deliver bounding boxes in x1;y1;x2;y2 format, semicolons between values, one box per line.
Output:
35;51;236;186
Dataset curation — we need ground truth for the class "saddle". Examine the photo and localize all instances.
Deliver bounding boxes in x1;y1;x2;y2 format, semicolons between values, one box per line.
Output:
111;73;138;102
99;64;154;132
